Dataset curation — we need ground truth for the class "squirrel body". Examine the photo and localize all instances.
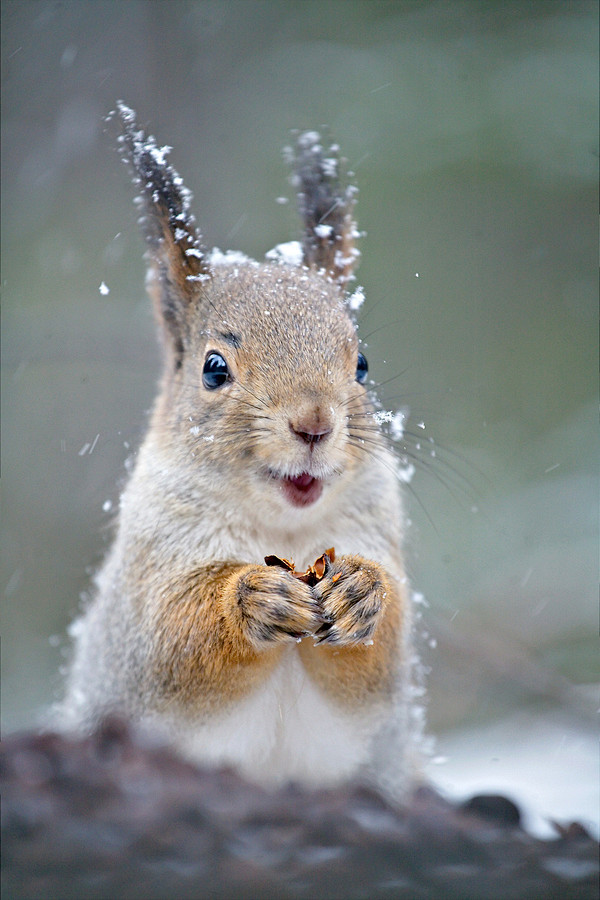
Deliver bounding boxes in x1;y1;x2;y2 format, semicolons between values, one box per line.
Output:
61;107;420;794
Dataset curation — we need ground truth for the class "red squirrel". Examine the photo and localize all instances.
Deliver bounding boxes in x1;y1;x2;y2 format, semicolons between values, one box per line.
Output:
61;104;420;795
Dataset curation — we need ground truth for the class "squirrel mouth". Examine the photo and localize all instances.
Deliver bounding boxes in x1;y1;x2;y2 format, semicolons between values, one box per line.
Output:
278;472;323;508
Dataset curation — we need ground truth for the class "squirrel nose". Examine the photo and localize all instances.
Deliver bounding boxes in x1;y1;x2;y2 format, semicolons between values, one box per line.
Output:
289;418;332;446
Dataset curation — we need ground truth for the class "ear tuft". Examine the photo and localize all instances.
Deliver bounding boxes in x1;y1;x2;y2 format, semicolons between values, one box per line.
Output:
113;102;208;280
291;131;360;288
110;103;211;366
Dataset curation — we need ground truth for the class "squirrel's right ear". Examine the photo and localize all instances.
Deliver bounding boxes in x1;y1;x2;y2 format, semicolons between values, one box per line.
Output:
113;103;211;367
292;131;360;289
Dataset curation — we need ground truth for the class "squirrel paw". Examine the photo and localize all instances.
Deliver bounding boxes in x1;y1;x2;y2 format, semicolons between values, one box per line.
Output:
311;555;387;646
234;565;321;649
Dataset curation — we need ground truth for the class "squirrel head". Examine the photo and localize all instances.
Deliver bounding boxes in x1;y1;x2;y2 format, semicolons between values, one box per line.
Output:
114;103;377;516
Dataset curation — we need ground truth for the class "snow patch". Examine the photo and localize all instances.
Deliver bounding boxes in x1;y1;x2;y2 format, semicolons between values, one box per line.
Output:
321;156;338;178
314;223;333;239
265;241;304;267
149;144;172;167
186;273;211;283
347;285;365;311
298;131;321;151
209;247;256;268
396;462;415;483
390;410;407;441
373;408;407;441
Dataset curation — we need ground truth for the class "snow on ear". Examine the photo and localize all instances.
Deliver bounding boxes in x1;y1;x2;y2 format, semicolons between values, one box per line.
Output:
113;102;211;366
291;131;360;289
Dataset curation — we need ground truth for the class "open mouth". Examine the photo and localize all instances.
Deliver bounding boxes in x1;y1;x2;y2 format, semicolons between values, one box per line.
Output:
278;472;323;508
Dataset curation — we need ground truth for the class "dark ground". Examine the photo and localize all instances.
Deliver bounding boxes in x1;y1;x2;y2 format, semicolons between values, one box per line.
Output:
2;719;597;900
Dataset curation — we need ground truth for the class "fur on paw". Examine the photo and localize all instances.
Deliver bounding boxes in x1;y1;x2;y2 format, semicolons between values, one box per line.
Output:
311;555;387;645
235;565;321;648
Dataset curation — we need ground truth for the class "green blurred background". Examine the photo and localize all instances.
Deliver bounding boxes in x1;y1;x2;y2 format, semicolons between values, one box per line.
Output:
2;0;597;832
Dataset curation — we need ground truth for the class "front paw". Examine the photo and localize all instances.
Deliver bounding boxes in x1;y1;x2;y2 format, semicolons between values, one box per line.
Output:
311;555;388;645
235;565;321;649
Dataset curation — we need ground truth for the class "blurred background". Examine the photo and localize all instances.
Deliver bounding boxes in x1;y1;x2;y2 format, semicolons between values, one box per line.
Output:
2;0;597;834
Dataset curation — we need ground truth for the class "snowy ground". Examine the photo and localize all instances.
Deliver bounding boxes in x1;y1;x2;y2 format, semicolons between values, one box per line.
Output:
428;705;599;839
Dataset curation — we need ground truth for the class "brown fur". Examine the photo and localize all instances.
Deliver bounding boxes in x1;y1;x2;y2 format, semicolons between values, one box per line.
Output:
138;556;405;717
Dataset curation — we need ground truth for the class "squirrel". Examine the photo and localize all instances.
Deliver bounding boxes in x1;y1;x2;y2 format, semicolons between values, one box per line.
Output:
60;103;421;795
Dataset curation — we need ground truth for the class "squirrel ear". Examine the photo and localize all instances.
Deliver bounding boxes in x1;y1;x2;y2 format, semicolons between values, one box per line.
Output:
292;132;359;289
114;102;210;366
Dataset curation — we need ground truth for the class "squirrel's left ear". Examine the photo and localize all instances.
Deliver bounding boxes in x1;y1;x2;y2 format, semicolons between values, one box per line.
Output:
114;102;211;367
292;131;360;289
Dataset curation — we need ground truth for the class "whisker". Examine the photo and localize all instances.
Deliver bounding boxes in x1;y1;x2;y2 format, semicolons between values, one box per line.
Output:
359;318;405;342
345;435;441;533
363;369;412;394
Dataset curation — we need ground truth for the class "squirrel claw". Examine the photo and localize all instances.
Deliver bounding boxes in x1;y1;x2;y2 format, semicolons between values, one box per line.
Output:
314;622;333;640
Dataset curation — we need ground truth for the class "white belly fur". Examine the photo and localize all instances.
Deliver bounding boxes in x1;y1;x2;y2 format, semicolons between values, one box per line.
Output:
155;646;379;787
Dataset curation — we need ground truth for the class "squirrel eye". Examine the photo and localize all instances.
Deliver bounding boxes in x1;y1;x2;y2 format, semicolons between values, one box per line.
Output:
202;352;230;390
356;352;368;384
